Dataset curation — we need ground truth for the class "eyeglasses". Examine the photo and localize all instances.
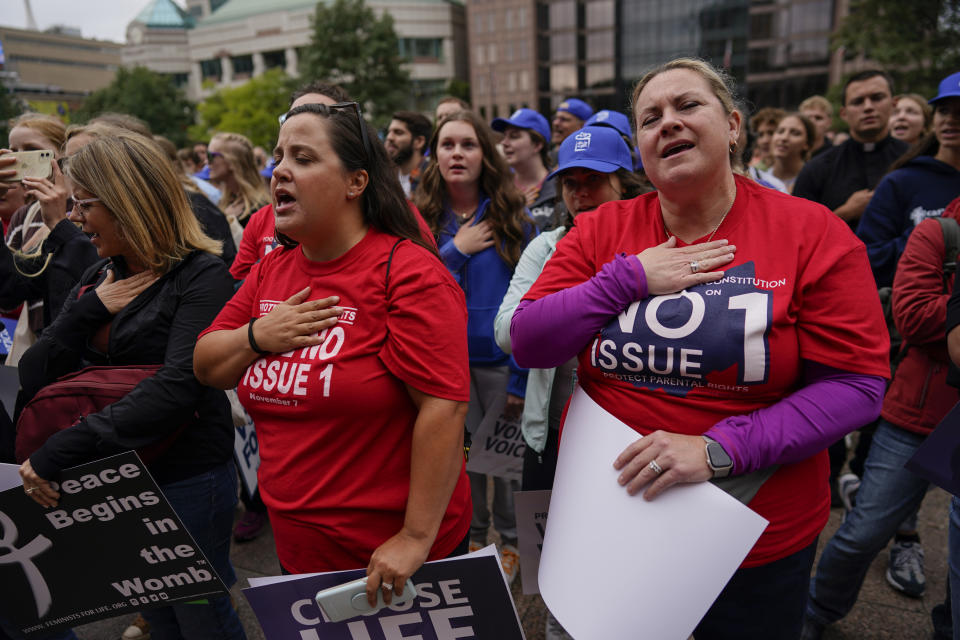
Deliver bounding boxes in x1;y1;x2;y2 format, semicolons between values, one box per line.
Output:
71;196;101;215
278;101;374;165
56;156;70;173
207;151;224;161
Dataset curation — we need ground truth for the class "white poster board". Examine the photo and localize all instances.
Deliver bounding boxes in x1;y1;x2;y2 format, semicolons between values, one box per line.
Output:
538;388;769;640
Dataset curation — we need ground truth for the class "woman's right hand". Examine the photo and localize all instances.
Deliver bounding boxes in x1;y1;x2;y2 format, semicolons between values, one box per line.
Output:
22;159;69;230
452;220;495;255
249;286;342;354
637;237;736;295
96;269;160;314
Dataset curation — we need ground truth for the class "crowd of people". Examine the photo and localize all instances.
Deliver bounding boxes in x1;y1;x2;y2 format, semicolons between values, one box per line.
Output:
0;58;958;640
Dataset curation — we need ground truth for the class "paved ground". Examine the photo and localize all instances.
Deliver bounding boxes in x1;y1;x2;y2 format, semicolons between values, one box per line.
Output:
71;481;953;640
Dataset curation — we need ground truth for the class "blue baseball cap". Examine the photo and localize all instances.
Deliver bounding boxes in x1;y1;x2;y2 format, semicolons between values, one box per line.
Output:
260;157;276;179
585;110;632;138
930;71;960;105
546;125;633;181
491;108;551;142
556;98;594;122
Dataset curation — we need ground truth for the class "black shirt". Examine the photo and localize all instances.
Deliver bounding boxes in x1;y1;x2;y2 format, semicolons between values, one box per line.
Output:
947;279;960;389
793;135;908;229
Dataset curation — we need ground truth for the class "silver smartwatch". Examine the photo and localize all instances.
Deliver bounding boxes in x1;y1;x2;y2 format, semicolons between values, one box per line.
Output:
703;436;733;478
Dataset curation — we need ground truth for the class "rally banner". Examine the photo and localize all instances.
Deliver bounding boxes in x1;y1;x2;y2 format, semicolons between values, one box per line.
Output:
0;317;16;356
465;410;524;482
227;388;260;495
514;490;551;595
244;549;525;639
0;451;228;637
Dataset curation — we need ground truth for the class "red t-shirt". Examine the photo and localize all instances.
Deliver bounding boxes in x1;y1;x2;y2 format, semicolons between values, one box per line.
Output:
230;204;277;281
229;202;438;281
204;228;471;573
524;175;890;566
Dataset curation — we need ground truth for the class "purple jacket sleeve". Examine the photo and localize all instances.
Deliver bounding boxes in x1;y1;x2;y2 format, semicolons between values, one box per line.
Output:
511;253;647;368
704;361;885;474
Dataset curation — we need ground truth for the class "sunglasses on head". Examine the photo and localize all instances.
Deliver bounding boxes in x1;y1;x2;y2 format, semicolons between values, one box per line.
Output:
278;101;374;165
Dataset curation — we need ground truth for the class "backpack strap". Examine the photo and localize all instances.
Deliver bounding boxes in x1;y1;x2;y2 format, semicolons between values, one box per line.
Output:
938;216;960;286
384;238;404;289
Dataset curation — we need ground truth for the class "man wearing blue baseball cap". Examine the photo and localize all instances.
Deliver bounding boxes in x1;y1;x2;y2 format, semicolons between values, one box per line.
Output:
551;98;594;146
586;109;642;170
492;108;558;229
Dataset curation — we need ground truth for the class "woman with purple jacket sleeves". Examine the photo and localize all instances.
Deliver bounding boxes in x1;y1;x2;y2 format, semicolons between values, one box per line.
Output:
510;58;890;639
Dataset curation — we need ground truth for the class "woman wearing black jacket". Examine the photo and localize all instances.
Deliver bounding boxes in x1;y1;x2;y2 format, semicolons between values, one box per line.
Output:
17;132;245;640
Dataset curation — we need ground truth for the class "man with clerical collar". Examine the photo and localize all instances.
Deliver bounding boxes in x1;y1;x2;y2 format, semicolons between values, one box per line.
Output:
793;70;908;230
385;111;432;198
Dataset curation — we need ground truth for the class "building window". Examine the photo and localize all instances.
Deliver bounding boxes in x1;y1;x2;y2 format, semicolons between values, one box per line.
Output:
520;70;530;91
586;0;615;28
551;33;576;61
168;73;189;87
750;12;774;39
506;8;514;28
788;36;829;64
549;1;576;29
586;31;613;60
550;64;577;91
399;38;443;61
488;42;497;64
789;1;831;34
475;44;485;65
231;54;254;77
200;58;222;80
508;71;517;92
262;49;286;69
518;6;527;27
586;62;614;88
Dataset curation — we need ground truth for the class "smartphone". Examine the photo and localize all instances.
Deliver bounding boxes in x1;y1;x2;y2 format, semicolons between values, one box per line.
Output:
314;577;418;623
1;150;54;182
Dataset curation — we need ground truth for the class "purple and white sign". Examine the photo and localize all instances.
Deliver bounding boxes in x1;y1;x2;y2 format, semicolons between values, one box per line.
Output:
243;548;524;639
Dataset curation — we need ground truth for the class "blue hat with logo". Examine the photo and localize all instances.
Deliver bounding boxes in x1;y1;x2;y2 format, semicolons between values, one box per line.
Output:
585;109;632;139
491;108;551;142
546;125;633;181
260;157;276;179
930;71;960;104
556;98;594;122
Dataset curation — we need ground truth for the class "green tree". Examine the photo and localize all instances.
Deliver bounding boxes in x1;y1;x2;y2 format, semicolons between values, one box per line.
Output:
0;86;24;144
190;68;296;149
74;66;194;146
445;79;471;104
833;0;960;96
298;0;412;126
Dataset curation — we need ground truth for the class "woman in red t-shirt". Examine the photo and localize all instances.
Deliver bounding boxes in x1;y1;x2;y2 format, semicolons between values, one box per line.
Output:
511;58;890;638
194;102;472;603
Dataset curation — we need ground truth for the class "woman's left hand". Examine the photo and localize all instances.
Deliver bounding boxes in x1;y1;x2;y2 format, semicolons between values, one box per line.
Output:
22;159;69;230
365;529;432;607
19;459;60;508
613;431;713;500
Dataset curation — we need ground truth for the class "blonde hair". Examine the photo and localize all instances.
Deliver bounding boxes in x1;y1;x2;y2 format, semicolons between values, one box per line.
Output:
799;95;833;117
631;57;742;160
9;113;66;154
894;93;934;132
210;132;268;223
65;132;221;273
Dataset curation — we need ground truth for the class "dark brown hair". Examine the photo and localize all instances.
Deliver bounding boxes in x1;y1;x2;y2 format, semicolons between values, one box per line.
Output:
414;110;530;268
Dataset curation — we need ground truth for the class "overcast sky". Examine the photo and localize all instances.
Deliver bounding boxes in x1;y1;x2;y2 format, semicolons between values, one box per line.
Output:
1;1;187;43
